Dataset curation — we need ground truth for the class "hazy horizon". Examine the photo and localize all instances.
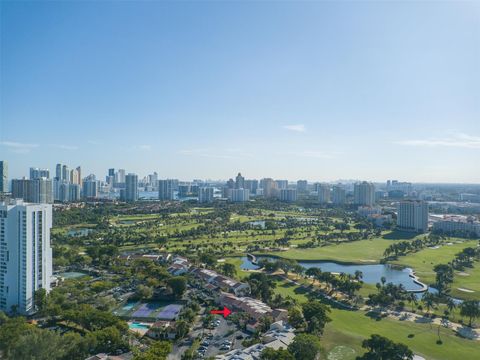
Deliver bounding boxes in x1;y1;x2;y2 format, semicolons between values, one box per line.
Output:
1;1;479;183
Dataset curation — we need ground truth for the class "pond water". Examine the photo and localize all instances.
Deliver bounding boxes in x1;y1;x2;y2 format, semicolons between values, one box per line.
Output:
249;220;266;229
67;228;94;237
240;256;424;291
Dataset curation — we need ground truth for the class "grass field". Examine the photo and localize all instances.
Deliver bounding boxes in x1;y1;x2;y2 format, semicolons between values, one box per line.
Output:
262;238;405;263
272;277;480;360
391;240;480;300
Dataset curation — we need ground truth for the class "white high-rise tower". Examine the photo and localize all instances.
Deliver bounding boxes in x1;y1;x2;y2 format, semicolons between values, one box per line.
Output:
0;200;53;315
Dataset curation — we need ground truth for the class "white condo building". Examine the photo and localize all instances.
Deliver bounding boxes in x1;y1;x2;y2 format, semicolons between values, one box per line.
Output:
280;189;297;202
397;200;428;233
198;187;214;203
332;185;346;205
354;181;375;206
0;200;53;315
228;188;250;202
318;183;331;204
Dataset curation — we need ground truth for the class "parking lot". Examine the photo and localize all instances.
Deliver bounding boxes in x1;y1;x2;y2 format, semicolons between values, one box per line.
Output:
199;316;248;358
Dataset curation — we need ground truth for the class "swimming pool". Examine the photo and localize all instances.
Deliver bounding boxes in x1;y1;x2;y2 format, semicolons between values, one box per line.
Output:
129;322;150;330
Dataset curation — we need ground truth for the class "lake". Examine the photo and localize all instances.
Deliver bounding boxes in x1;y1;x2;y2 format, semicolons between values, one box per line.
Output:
240;256;425;292
67;228;94;237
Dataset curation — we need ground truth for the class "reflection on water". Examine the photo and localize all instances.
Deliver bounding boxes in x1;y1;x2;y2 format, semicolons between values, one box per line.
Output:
240;256;424;291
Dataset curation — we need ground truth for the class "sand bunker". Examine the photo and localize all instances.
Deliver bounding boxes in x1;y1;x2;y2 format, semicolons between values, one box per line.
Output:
457;287;475;293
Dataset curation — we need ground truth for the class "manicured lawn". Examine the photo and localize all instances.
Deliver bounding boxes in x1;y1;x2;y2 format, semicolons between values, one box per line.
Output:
450;265;480;300
272;277;480;360
391;240;480;300
272;278;309;303
262;238;407;263
223;257;251;280
324;308;480;360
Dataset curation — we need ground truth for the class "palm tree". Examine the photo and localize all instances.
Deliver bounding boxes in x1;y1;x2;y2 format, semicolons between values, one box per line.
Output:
446;298;457;320
407;292;417;312
460;300;480;328
422;292;435;314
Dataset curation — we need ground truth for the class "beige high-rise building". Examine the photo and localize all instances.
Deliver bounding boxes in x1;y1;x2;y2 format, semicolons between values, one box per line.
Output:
354;181;375;206
318;184;331;204
261;178;278;198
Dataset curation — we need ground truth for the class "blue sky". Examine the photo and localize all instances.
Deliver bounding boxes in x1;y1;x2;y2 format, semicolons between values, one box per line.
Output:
1;1;479;182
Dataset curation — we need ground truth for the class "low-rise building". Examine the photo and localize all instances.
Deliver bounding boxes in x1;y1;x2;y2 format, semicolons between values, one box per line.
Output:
357;206;381;217
216;321;295;360
167;256;190;275
191;268;251;296
433;215;480;237
367;213;392;227
146;320;178;340
218;292;287;323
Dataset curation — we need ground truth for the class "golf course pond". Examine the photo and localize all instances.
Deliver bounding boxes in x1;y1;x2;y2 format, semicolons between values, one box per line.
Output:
240;256;426;292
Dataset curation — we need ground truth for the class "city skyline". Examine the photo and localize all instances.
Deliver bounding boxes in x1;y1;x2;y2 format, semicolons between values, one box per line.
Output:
1;1;479;182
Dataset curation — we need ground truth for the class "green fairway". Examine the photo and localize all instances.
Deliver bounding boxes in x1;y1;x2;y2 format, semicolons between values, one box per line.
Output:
263;238;406;263
391;240;480;300
324;308;480;360
272;277;480;360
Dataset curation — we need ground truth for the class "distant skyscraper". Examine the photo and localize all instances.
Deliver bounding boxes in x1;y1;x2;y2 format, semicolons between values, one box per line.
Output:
261;178;278;198
30;167;50;180
275;180;288;190
332;185;346;205
226;178;235;189
198;187;214;203
75;166;82;187
0;161;7;193
244;179;259;195
235;173;245;189
0;200;53;315
70;168;80;186
354;181;375;206
178;184;190;198
108;168;115;177
190;184;199;196
116;169;126;184
69;184;81;202
125;173;138;202
387;180;412;196
397;200;428;233
11;178;53;204
62;165;69;183
59;183;69;202
148;172;158;187
55;163;62;180
297;180;308;193
158;179;176;201
318;184;331;204
82;180;98;199
280;189;297;202
229;188;250;202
